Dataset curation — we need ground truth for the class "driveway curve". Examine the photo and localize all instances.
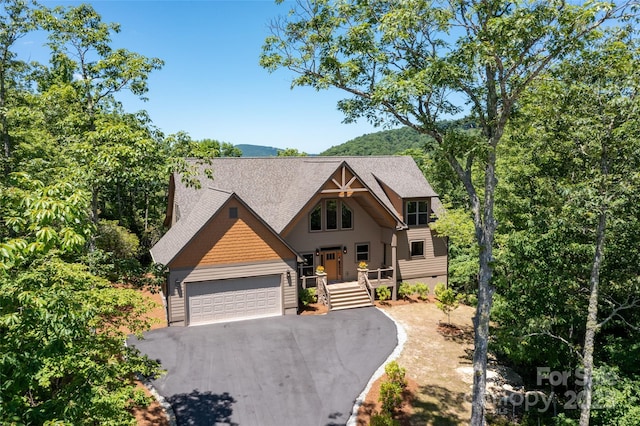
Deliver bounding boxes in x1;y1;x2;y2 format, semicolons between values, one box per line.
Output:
129;307;397;426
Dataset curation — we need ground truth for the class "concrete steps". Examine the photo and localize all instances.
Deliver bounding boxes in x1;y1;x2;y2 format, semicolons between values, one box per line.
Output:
328;283;373;311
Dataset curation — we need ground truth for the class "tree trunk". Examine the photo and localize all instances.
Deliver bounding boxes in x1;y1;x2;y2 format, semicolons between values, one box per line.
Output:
470;146;498;426
579;206;607;425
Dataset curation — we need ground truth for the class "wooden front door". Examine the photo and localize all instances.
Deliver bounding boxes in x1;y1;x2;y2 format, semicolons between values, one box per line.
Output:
322;251;342;281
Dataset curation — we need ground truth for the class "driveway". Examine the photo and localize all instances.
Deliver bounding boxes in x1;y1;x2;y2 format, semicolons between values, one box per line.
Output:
129;307;397;426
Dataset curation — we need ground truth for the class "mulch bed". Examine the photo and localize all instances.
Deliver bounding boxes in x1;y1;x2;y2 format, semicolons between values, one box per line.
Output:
356;374;418;426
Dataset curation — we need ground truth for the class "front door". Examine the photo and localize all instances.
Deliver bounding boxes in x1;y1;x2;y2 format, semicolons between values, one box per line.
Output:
322;251;342;282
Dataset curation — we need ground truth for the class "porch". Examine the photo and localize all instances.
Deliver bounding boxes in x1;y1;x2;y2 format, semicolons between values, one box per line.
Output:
300;267;397;312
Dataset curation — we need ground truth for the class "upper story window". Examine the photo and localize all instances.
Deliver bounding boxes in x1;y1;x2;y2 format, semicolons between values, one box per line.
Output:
406;200;429;226
310;204;322;231
310;200;352;232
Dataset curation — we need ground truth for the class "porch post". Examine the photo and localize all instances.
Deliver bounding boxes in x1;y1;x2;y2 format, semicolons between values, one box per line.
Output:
391;231;398;301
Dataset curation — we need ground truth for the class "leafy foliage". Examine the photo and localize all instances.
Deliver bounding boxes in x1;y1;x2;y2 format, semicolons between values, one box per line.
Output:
0;257;162;424
413;283;429;301
397;282;414;300
434;283;460;325
299;287;317;307
376;285;391;302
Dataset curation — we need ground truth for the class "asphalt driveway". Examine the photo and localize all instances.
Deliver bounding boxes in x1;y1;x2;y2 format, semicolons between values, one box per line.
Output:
129;307;397;426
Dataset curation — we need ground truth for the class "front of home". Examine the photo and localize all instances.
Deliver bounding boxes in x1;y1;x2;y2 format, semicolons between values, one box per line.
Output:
150;156;447;326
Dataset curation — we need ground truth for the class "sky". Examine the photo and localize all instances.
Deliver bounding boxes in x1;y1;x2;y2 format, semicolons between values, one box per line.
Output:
17;0;389;154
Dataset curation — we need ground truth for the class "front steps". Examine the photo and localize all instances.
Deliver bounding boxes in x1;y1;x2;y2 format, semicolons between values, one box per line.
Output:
328;282;373;311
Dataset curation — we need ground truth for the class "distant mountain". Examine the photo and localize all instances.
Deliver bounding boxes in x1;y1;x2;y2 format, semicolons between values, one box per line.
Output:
236;144;280;157
320;127;433;156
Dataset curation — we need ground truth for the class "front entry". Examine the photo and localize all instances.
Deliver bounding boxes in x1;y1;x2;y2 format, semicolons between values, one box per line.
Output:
321;250;342;282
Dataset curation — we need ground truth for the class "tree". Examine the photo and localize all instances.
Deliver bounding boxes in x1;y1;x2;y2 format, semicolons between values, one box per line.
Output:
434;282;460;325
260;1;623;422
0;0;36;173
277;147;308;156
37;4;163;224
492;29;640;424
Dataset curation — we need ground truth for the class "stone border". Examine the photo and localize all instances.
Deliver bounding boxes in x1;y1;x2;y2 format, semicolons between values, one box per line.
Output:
139;377;177;426
346;306;408;426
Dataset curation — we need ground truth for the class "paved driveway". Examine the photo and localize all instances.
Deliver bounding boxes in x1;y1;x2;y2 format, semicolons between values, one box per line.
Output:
129;307;397;426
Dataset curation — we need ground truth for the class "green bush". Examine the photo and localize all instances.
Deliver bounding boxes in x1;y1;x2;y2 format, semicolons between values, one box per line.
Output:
414;282;430;300
299;287;317;306
370;412;401;426
398;282;415;300
376;285;391;301
385;361;407;389
95;219;140;259
379;381;403;415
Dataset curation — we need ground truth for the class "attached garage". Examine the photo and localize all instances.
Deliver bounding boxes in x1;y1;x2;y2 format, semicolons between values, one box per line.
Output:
186;275;282;326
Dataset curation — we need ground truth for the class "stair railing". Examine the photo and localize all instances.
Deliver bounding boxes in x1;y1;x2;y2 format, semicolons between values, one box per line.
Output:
316;272;332;310
362;274;374;305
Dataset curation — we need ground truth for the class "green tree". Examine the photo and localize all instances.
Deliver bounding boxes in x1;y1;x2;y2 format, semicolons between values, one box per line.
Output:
277;147;308;156
0;0;37;173
261;2;622;422
37;4;163;224
494;29;640;424
434;282;460;325
0;257;161;424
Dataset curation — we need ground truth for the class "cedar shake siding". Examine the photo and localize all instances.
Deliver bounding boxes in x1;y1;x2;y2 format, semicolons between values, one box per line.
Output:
170;199;295;269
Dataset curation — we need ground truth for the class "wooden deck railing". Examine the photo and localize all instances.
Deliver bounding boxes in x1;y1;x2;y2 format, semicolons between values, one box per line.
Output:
300;275;318;289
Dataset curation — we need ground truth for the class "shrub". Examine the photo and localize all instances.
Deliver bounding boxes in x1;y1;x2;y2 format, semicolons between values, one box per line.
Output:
414;282;430;301
376;285;391;302
398;282;415;300
385;361;407;389
299;287;317;306
379;381;403;415
95;219;140;260
370;412;401;426
434;282;460;324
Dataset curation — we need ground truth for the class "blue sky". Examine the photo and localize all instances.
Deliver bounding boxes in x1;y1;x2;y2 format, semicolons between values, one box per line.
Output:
18;0;388;154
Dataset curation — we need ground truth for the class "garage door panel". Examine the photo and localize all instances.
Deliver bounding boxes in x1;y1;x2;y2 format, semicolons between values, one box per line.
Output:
187;275;282;325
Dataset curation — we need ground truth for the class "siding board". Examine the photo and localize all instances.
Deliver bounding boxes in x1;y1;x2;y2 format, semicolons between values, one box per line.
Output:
396;227;447;281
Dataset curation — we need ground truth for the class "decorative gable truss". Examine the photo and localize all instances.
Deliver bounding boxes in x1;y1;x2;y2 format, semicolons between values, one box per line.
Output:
320;165;368;197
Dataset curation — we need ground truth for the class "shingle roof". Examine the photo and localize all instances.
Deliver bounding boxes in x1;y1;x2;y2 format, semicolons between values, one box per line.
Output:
172;156;439;234
150;188;233;265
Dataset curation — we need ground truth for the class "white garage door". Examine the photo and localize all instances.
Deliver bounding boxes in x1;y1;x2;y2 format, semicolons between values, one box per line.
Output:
187;275;282;325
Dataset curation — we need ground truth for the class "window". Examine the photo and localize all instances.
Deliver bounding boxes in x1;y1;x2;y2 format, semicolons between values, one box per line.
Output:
341;203;352;229
229;207;238;218
326;200;338;230
356;243;369;262
300;254;315;277
410;240;425;258
309;200;353;231
406;200;429;226
310;203;322;231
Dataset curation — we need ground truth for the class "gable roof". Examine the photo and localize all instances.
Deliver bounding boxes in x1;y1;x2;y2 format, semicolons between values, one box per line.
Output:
150;188;301;266
169;156;439;235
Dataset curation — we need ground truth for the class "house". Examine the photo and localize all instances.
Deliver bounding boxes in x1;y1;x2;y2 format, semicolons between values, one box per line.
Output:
150;156;447;326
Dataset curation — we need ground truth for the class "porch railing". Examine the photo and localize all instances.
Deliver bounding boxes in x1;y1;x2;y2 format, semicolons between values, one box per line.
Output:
300;275;318;289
